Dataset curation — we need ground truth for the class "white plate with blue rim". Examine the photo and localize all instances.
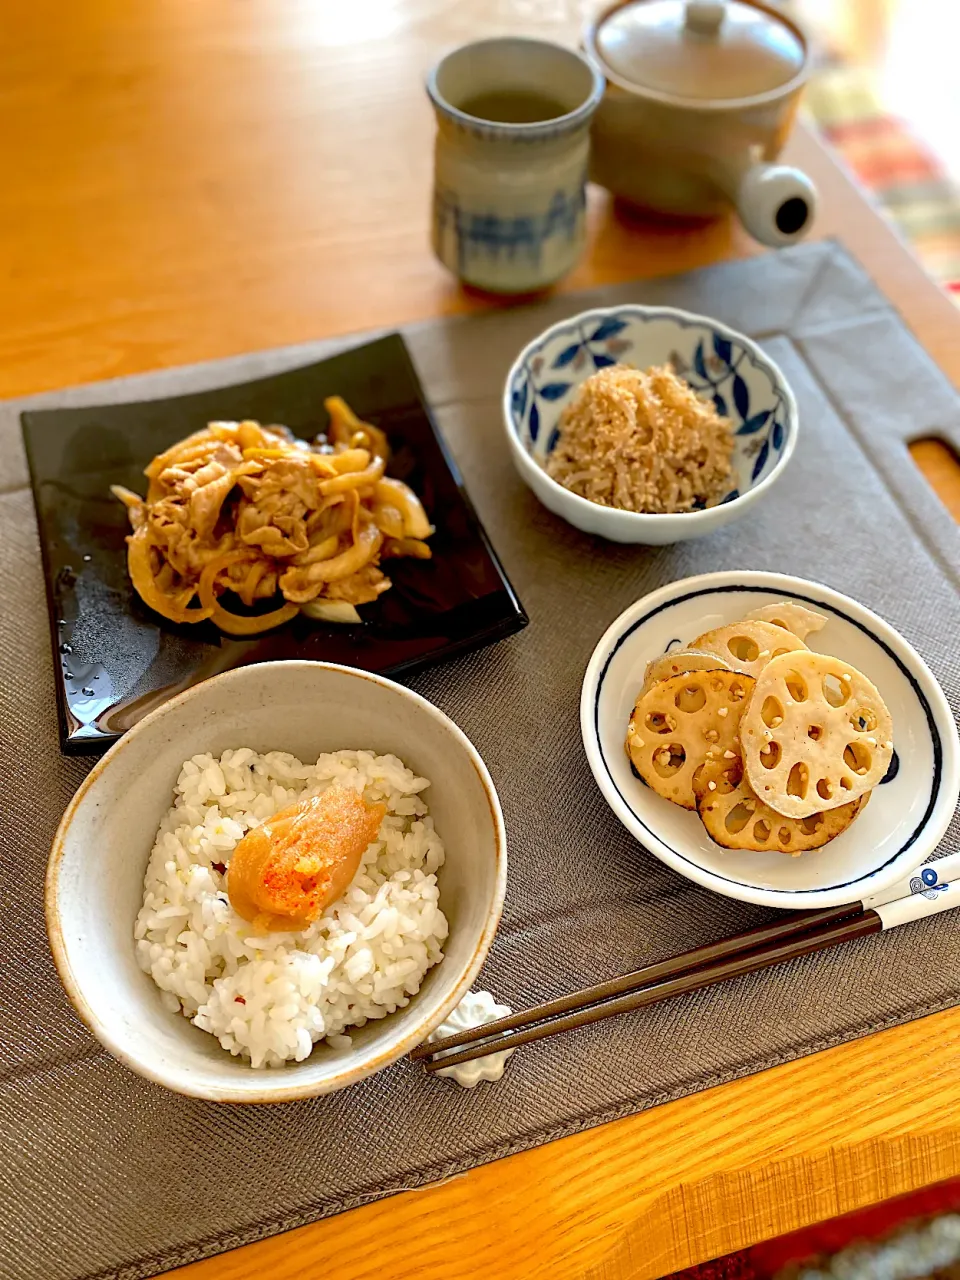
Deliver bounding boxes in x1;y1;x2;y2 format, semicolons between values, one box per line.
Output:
581;571;960;909
503;304;798;544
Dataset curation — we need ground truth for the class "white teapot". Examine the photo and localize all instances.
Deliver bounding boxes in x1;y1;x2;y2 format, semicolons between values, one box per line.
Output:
585;0;816;247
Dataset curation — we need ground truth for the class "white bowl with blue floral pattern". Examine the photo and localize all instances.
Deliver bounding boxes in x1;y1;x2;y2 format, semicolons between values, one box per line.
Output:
503;305;798;544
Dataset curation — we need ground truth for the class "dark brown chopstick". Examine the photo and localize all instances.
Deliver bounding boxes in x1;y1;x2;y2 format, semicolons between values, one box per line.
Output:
411;901;859;1062
417;905;880;1073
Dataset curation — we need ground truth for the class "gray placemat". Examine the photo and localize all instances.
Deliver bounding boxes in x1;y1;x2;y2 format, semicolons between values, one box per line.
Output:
2;241;959;1280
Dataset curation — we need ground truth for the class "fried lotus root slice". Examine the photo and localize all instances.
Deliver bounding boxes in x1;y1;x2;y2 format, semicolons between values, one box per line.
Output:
626;669;756;810
690;620;807;679
640;648;732;694
694;753;867;855
744;601;828;641
740;651;893;819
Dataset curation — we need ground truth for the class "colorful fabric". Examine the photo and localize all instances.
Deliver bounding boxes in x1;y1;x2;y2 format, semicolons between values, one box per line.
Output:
804;67;960;300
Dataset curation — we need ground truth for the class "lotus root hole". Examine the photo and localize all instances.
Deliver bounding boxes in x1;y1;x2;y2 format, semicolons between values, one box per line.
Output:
786;762;809;799
675;683;706;713
843;742;872;774
729;680;749;703
772;647;791;658
800;814;824;835
840;775;853;791
753;819;771;843
778;826;792;844
645;711;676;735
768;618;789;631
852;707;878;733
807;724;823;741
784;671;808;702
709;676;725;692
727;635;759;662
761;696;784;728
759;741;781;770
823;673;852;707
652;744;686;778
691;764;705;793
724;802;754;834
816;777;833;801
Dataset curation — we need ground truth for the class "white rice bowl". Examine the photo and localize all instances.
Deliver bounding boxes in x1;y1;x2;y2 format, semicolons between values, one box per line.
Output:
135;748;448;1069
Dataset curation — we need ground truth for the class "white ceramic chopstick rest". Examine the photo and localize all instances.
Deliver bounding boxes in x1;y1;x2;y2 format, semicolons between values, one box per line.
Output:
426;990;516;1087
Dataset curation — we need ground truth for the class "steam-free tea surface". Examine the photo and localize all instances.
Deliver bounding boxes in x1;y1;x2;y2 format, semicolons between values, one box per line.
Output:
457;90;571;122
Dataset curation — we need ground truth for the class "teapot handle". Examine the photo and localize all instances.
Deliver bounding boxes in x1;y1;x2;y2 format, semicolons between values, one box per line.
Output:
732;163;818;247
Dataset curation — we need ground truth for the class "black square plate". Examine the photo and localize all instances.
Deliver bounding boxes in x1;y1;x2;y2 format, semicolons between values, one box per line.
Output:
22;333;527;753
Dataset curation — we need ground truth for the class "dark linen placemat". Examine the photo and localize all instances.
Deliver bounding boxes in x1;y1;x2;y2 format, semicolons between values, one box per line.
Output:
2;241;959;1280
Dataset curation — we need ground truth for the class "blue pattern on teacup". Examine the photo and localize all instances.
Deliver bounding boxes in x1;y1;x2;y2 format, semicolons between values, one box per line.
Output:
435;185;586;272
507;308;792;502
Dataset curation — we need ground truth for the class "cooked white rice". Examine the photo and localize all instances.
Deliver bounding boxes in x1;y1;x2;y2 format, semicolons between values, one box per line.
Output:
134;748;448;1068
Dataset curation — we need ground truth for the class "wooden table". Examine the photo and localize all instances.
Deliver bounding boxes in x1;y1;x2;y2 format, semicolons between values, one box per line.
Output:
4;3;959;1276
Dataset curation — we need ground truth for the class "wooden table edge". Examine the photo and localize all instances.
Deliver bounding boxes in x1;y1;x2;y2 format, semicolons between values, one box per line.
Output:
171;1007;960;1280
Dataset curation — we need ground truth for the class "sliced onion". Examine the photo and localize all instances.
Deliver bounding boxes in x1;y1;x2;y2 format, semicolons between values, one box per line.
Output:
279;524;382;598
318;455;386;496
382;537;432;560
291;534;340;568
307;453;339;477
197;550;257;612
110;484;143;511
372;502;404;540
324;396;390;460
127;528;214;624
328;448;371;474
209;599;299;636
237;559;268;607
374;477;433;539
196;548;298;633
300;600;363;625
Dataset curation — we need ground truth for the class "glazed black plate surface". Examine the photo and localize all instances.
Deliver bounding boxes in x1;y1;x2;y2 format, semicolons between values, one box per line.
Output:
22;333;527;753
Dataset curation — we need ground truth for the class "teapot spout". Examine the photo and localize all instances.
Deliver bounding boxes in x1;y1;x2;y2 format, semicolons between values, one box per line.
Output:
726;162;817;247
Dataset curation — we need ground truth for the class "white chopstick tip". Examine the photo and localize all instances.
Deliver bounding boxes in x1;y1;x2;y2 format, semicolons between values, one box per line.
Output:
860;853;960;913
874;871;957;930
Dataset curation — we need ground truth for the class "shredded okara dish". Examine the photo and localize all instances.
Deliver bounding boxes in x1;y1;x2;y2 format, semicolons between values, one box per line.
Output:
112;398;433;635
545;364;734;514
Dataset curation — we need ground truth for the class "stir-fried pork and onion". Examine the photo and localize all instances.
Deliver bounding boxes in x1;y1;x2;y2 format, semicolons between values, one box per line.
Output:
112;397;433;635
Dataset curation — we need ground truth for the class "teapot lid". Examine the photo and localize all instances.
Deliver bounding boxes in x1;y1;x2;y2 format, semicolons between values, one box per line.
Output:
591;0;807;105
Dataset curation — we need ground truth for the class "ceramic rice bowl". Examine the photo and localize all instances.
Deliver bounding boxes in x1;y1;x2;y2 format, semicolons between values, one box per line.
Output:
46;661;507;1102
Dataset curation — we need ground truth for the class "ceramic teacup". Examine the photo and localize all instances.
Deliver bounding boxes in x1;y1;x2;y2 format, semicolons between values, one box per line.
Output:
426;37;604;294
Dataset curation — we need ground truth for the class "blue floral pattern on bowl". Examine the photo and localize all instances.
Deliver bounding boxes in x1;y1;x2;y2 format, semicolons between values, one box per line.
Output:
506;307;793;504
